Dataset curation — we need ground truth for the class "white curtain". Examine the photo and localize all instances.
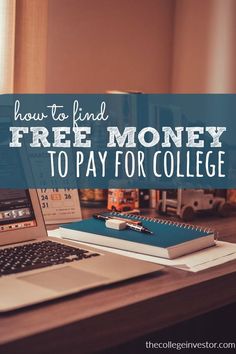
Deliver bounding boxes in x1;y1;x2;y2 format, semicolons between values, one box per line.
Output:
172;0;236;93
0;0;15;93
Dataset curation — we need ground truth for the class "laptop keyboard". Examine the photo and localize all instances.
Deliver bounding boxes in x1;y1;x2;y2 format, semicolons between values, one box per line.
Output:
0;240;100;276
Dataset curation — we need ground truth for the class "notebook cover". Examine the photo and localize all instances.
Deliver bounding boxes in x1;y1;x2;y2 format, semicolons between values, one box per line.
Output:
61;213;211;249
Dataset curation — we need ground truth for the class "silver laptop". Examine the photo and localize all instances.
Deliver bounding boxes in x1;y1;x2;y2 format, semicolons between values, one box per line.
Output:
0;189;162;312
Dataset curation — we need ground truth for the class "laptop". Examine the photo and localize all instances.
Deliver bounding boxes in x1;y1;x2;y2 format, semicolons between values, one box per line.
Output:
0;189;162;312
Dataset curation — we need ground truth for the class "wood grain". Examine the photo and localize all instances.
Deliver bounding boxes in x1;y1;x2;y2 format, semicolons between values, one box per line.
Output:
0;212;235;354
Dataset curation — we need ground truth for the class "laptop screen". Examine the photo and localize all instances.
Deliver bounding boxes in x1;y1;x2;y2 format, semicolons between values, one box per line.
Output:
0;190;36;232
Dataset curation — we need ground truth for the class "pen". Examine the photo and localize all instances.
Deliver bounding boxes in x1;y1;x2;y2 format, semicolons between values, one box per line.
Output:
125;222;154;235
93;214;153;235
93;214;140;225
110;216;142;225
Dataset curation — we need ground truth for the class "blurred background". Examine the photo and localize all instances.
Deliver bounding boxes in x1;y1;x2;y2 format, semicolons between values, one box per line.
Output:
2;0;235;94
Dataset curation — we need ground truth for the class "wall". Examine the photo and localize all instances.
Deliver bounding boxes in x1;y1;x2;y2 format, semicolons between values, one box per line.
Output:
46;0;174;93
14;0;48;93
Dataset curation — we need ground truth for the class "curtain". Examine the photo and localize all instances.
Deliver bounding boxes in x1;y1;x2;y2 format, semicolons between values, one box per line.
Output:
0;0;15;93
171;0;236;93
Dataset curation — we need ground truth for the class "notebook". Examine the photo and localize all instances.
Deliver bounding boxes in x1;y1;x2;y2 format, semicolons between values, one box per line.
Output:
60;212;216;259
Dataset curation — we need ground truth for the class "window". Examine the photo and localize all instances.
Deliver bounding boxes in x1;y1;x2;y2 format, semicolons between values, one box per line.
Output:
0;0;15;93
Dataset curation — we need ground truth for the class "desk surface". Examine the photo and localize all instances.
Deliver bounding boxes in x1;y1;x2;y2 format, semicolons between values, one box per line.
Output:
0;210;236;354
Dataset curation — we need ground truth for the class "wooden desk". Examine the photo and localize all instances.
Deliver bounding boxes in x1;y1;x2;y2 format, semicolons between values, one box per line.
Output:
0;211;236;354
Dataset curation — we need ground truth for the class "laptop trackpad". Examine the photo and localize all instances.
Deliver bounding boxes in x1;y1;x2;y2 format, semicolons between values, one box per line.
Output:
19;267;108;292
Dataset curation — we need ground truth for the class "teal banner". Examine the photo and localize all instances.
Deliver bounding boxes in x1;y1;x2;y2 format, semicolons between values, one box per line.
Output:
0;94;235;189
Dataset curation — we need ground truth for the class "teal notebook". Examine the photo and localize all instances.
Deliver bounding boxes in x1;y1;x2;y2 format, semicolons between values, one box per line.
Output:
60;212;215;259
